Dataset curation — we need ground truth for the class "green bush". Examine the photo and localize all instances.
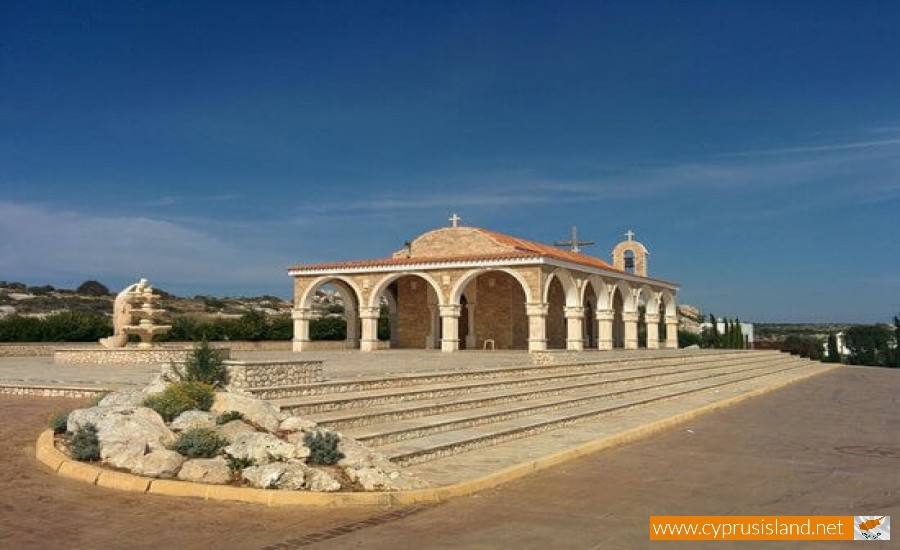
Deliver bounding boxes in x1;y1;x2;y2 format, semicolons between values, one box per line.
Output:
309;317;346;341
170;428;227;458
180;340;228;387
67;424;100;461
216;410;245;425
143;381;216;422
226;455;255;474
48;410;71;434
678;330;701;348
304;431;345;466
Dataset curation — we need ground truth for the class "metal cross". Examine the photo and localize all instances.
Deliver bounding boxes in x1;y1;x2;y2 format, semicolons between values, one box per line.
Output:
625;229;635;241
554;226;595;253
449;213;461;228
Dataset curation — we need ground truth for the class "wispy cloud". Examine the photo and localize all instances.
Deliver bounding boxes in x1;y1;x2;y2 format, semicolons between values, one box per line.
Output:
0;201;283;290
137;193;242;207
711;138;900;158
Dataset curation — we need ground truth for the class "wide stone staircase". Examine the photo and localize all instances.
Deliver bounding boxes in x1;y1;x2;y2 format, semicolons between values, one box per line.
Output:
248;350;821;471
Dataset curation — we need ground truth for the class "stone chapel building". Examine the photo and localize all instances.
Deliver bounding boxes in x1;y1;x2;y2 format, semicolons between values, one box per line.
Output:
288;219;679;353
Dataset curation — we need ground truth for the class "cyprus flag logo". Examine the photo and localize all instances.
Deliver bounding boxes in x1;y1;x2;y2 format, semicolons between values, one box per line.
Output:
854;516;890;540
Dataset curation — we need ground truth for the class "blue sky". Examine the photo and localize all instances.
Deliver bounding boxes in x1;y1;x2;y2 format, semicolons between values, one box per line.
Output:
2;1;899;322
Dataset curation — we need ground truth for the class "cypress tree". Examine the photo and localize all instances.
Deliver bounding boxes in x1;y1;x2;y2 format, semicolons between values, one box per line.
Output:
826;333;840;363
735;318;744;349
709;314;719;348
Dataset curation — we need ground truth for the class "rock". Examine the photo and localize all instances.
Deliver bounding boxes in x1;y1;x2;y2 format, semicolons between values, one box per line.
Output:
346;467;395;491
215;419;255;443
241;463;307;490
211;393;280;431
224;431;295;464
170;411;216;431
337;437;379;469
98;390;145;409
279;416;317;432
131;450;185;478
94;407;176;470
141;370;173;396
294;442;311;460
177;457;231;484
67;405;124;433
302;466;341;492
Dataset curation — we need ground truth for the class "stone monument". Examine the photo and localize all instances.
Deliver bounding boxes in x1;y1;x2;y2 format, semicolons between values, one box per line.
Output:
99;278;171;349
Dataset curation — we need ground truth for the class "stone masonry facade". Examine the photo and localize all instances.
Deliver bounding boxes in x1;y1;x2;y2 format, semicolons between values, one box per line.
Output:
288;224;679;353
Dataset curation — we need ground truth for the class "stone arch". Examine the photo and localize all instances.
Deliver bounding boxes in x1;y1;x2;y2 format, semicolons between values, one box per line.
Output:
451;269;529;350
297;276;363;311
368;272;443;308
659;289;677;318
449;268;533;305
611;285;625;348
369;272;442;349
581;275;608;307
582;279;598;348
542;269;580;307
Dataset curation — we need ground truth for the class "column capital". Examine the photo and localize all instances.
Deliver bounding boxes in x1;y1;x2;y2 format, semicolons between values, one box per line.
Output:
644;313;660;323
564;306;585;319
291;308;313;320
438;304;462;317
526;303;549;317
359;306;381;319
595;309;614;321
622;311;640;323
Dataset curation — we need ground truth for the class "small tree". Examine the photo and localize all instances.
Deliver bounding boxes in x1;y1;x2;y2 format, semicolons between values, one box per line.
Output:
76;280;110;296
826;333;841;363
181;340;228;387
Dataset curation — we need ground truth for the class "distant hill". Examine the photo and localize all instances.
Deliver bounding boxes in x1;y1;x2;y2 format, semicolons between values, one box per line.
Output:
0;280;292;319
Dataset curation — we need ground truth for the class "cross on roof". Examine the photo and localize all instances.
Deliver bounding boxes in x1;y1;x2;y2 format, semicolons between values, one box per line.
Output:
554;226;595;253
625;229;635;241
449;213;461;228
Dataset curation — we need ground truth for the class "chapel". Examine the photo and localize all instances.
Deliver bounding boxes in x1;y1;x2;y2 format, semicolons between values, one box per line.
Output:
288;217;679;353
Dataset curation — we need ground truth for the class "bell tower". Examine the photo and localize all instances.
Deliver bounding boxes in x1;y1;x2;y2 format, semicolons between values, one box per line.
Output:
611;229;649;277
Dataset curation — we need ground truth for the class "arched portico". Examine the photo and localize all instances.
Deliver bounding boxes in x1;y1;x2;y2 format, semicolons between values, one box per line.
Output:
288;222;679;354
292;276;363;352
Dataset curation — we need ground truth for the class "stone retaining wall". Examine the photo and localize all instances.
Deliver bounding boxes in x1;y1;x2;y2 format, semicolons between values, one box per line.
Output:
54;347;232;365
224;360;324;392
0;384;110;398
0;340;291;358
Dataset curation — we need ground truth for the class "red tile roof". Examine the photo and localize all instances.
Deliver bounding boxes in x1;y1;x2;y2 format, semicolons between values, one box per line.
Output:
288;227;623;274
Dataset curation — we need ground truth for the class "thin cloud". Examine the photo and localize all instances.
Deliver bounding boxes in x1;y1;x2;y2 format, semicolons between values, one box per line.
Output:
712;138;900;158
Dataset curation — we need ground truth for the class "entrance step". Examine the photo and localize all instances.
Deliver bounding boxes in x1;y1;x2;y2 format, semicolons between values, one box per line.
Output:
261;350;823;469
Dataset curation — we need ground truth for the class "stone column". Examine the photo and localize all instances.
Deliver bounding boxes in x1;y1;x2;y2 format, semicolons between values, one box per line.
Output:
291;308;312;352
465;302;477;349
596;309;614;350
665;315;679;349
345;308;359;349
439;304;461;353
564;306;585;351
359;306;381;352
526;303;549;352
623;311;639;350
645;313;660;349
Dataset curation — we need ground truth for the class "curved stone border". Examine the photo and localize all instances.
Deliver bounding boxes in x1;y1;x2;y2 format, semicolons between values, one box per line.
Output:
35;365;837;507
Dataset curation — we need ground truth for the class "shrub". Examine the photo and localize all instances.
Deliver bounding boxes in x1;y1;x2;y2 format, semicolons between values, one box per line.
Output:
67;424;100;461
216;410;245;425
678;330;701;348
304;431;345;466
226;455;255;474
48;410;71;434
143;381;216;422
180;340;227;387
170;428;226;458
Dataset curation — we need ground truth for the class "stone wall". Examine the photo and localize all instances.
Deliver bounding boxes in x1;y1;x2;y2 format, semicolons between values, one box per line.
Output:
223;359;324;393
473;272;527;350
546;278;566;349
395;276;433;349
54;347;235;365
0;341;291;358
0;384;109;398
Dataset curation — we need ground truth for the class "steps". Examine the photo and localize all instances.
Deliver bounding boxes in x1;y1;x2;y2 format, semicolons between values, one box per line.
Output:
265;351;817;468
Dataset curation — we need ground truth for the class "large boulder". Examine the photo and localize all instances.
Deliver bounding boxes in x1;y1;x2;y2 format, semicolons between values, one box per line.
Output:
177;457;231;485
215;419;255;443
98;390;145;409
241;463;306;490
131;450;186;478
211;393;280;431
337;437;393;471
170;411;216;431
302;465;341;492
224;431;295;464
279;416;317;432
94;407;176;470
346;467;396;491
